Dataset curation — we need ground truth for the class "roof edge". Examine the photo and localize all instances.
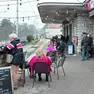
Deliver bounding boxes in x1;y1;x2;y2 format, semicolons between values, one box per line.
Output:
37;2;83;7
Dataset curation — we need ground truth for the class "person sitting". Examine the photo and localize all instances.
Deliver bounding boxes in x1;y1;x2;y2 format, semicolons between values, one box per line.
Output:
29;49;52;81
46;41;56;56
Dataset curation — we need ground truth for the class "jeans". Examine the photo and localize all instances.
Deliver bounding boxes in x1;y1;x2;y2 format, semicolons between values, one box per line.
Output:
81;46;89;60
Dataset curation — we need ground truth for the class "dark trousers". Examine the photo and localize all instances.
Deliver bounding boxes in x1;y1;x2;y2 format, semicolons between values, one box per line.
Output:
38;73;49;80
89;47;93;58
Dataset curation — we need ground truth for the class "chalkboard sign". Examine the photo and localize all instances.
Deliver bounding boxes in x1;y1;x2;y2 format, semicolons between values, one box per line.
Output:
0;67;13;94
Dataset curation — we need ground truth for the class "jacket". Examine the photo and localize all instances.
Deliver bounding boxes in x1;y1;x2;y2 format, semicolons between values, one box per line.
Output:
81;36;89;47
4;39;24;65
29;56;52;76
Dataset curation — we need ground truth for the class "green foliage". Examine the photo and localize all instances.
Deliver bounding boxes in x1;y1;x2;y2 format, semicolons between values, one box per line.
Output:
30;38;39;45
26;35;34;42
0;19;15;40
0;19;37;41
18;24;37;41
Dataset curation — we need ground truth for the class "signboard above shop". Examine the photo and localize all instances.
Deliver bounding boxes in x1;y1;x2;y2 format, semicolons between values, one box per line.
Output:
86;0;94;17
87;0;94;11
89;9;94;17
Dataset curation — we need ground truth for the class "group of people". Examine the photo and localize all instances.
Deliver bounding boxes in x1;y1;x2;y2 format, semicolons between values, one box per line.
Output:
48;35;66;57
81;32;93;61
1;33;52;90
1;33;67;90
2;32;94;90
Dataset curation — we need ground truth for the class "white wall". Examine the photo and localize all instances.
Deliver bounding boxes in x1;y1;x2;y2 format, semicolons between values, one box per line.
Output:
45;28;62;38
72;13;94;53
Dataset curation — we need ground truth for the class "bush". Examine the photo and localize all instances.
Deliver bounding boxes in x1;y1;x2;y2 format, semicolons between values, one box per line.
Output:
26;35;34;42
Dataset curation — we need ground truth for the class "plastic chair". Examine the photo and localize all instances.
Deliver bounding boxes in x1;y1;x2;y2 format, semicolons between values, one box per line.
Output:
52;56;66;80
32;62;52;88
49;52;57;73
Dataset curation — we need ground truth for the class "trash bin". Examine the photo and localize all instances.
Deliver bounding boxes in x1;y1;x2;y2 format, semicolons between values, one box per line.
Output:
68;44;74;55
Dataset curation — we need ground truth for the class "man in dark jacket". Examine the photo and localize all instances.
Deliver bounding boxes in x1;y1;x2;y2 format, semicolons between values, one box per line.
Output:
81;33;89;60
58;36;66;57
88;34;93;58
4;33;24;89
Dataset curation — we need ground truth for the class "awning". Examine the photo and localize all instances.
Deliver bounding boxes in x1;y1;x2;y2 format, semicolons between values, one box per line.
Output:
37;1;88;24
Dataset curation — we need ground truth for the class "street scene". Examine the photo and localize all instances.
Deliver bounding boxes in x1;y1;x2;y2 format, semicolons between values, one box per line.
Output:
0;0;94;94
14;39;94;94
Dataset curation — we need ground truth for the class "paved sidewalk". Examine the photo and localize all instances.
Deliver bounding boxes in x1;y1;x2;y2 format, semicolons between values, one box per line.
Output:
14;54;94;94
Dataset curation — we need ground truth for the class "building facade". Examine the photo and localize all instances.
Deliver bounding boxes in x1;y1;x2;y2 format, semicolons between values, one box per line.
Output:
37;0;94;53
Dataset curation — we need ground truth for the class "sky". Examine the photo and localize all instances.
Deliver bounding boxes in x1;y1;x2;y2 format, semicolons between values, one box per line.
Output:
0;0;85;28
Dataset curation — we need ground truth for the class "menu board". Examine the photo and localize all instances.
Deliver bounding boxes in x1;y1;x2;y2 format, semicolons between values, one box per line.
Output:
0;67;13;94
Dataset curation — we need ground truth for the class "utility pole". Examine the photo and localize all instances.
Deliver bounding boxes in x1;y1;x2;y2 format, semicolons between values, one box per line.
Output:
16;0;19;36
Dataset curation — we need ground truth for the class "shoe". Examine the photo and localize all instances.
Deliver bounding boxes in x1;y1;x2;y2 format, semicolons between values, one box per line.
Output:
14;87;18;90
46;78;48;81
29;74;36;78
89;56;92;58
81;59;85;61
38;77;42;81
85;57;89;60
46;77;48;81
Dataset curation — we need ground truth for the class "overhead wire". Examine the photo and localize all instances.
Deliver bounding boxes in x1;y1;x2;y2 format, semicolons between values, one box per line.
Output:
0;0;39;18
0;15;39;19
0;0;40;22
0;0;16;2
0;0;37;6
27;0;37;15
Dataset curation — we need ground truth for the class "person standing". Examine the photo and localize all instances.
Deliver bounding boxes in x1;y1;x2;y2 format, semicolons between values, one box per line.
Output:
88;34;93;58
58;36;66;57
81;33;89;60
4;33;24;89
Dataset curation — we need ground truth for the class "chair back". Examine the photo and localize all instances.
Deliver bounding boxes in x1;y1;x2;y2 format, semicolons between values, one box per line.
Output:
57;56;66;67
33;62;49;73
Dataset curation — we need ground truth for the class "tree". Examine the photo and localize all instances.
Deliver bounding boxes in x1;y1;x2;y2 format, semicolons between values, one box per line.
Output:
0;19;14;41
28;25;37;38
0;19;37;42
18;24;37;41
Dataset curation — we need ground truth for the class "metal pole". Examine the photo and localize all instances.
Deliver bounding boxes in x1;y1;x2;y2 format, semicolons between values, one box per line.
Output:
16;0;19;36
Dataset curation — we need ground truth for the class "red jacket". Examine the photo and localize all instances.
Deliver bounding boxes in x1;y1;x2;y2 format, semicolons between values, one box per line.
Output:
29;55;52;76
